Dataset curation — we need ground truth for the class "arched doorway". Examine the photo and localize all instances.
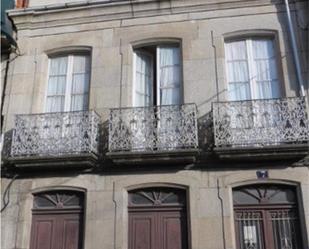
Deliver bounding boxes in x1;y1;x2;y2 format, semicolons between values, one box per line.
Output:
29;190;84;249
128;187;188;249
233;184;303;249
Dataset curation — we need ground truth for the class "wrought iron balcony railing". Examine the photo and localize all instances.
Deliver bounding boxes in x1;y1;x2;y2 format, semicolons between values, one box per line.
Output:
109;104;198;152
213;96;309;148
11;111;100;157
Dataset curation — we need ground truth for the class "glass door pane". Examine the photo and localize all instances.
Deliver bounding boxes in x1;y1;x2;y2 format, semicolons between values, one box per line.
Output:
134;51;153;107
225;40;251;101
46;56;68;112
271;210;301;249
252;39;280;100
132;51;154;150
251;39;281;144
70;54;90;111
157;46;182;149
235;210;265;249
158;45;181;105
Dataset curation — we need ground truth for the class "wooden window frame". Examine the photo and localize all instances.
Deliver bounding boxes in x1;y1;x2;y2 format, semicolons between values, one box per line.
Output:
223;29;286;101
132;42;184;107
225;37;281;101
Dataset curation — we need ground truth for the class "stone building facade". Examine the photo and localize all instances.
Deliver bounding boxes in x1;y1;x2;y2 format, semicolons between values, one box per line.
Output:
1;0;308;249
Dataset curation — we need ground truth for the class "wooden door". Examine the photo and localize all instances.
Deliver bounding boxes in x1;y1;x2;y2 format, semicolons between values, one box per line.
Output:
128;187;188;249
129;212;156;249
30;213;82;249
158;211;187;249
30;191;84;249
233;185;303;249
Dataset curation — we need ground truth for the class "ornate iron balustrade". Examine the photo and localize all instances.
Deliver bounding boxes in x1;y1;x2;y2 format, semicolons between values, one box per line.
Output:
213;97;309;147
109;104;198;152
11;111;100;157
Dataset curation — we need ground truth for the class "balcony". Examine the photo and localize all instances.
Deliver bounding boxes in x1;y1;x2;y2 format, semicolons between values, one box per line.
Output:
107;104;199;165
9;111;100;168
212;96;309;160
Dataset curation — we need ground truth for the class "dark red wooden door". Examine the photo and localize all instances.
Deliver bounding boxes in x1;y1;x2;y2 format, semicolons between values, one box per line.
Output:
128;188;188;249
158;211;187;249
129;211;187;249
30;191;84;249
129;212;156;249
30;213;82;249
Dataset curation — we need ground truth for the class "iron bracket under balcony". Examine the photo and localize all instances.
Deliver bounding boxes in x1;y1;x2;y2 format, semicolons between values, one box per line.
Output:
8;111;100;169
107;104;199;165
212;97;309;160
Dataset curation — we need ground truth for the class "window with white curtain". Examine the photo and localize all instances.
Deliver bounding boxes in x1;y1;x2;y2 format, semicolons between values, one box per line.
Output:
225;38;280;101
46;54;90;112
133;44;182;107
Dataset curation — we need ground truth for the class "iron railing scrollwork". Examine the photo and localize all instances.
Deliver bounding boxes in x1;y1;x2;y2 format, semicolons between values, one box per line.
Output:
108;104;198;152
11;111;100;157
212;97;309;147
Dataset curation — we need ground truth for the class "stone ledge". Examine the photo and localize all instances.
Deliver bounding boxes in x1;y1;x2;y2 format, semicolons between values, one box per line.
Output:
8;0;283;31
6;153;98;168
106;148;200;165
214;143;309;161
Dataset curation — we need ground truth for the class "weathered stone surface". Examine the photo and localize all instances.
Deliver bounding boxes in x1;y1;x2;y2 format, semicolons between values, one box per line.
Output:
1;0;308;249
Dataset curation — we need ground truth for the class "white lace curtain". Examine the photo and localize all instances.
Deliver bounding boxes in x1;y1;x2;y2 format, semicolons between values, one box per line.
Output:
225;38;280;101
46;54;90;112
134;45;181;106
159;46;181;105
252;39;280;99
46;56;67;112
71;55;90;111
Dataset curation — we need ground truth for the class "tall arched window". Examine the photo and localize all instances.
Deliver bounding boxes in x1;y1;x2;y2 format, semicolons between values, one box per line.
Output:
30;190;85;249
233;184;303;249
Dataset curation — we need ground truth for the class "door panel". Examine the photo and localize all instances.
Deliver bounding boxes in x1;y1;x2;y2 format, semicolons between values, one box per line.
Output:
159;212;187;249
62;216;82;249
31;217;56;249
129;210;187;249
129;212;156;249
30;213;82;249
128;188;188;249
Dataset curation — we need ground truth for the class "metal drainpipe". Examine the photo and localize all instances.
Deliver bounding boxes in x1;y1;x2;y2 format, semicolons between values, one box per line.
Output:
119;37;123;108
1;59;10;133
284;0;305;97
211;30;220;103
217;179;227;249
112;182;117;249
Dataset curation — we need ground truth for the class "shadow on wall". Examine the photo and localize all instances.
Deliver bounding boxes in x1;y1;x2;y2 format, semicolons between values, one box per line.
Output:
1;129;13;173
98;120;109;161
1;130;13;158
198;111;214;151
